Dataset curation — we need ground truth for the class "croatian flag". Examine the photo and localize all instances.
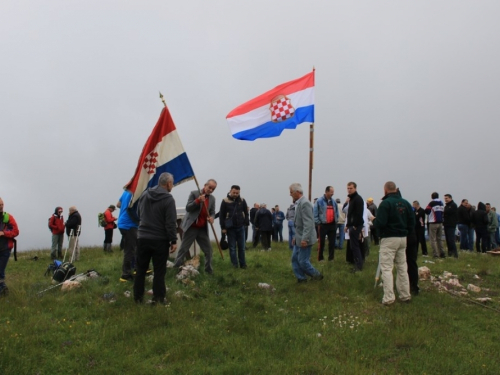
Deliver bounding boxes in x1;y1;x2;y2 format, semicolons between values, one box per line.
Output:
124;106;194;205
226;71;314;141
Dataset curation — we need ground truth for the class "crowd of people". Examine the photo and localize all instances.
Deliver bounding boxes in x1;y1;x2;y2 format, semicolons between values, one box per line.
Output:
0;175;497;305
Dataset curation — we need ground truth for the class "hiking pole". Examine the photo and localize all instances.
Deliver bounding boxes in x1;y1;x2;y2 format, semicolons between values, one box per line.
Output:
70;226;81;263
374;260;381;288
63;229;74;263
37;269;95;296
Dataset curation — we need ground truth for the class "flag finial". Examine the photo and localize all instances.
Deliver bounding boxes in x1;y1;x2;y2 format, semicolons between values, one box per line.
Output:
159;92;166;107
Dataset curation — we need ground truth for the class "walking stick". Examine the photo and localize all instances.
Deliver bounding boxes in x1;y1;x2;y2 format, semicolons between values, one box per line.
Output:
70;226;81;263
37;269;96;296
63;229;73;263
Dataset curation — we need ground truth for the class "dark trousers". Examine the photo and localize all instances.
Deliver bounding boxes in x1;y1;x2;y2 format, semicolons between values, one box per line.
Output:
259;230;272;249
273;224;283;242
406;231;419;294
370;230;379;245
346;240;353;264
104;228;114;244
120;228;137;277
317;223;337;261
475;227;489;253
348;227;364;271
252;229;261;248
444;226;458;257
415;226;428;255
133;238;168;302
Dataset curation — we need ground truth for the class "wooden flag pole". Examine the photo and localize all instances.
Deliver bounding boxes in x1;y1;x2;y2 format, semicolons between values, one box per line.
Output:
308;123;314;202
159;92;224;260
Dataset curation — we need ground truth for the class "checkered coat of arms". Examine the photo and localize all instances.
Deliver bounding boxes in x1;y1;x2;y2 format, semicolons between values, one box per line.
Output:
269;95;295;123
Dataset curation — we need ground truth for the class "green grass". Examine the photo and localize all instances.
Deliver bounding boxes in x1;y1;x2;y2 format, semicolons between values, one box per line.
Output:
1;244;499;374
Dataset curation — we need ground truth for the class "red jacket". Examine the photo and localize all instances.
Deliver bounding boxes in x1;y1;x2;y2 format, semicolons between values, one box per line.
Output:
104;208;116;230
0;212;20;251
49;215;65;235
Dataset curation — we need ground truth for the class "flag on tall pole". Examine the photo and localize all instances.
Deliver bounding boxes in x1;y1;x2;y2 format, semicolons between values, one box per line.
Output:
226;71;315;141
124;105;194;205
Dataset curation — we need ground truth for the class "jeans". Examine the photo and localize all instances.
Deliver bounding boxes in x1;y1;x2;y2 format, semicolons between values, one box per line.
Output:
336;224;345;249
273;223;284;242
134;238;169;302
489;231;497;249
0;250;11;285
288;221;295;250
227;226;246;268
444;226;458;257
458;224;471;250
468;227;475;251
291;244;321;281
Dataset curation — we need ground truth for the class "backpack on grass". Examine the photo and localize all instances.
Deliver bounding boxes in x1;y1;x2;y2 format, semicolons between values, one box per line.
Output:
98;213;107;227
52;262;76;283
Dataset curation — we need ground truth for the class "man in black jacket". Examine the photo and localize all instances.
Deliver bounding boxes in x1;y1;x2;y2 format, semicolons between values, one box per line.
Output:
412;201;428;256
133;172;177;304
443;194;458;258
220;185;249;268
457;199;473;251
345;182;364;272
66;206;81;261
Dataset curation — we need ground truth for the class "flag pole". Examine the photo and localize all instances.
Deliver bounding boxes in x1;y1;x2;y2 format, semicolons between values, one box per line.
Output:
308;122;314;202
159;92;224;260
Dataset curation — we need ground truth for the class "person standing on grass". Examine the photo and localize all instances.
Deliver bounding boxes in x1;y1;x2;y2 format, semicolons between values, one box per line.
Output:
49;206;65;259
289;183;323;283
457;199;473;251
0;197;19;297
336;198;345;249
425;192;445;258
254;204;273;251
219;185;249;269
133;172;177;305
117;190;138;282
173;179;217;274
471;202;489;253
273;205;285;243
66;206;81;261
486;203;498;249
443;194;458;258
286;202;296;250
372;182;414;305
345;182;365;272
412;201;428;256
313;186;339;262
103;205;117;253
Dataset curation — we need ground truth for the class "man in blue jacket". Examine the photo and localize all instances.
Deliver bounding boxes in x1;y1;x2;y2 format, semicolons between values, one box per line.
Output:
313;186;339;262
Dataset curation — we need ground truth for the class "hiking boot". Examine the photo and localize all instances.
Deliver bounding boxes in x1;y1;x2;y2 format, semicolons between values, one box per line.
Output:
311;273;324;281
0;285;9;296
119;275;134;282
297;278;308;283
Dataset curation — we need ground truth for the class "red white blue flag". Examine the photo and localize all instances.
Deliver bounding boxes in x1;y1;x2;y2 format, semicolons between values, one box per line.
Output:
125;105;194;205
226;71;315;141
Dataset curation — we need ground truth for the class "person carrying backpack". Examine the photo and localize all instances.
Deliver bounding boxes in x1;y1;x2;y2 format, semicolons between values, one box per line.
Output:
0;197;20;296
49;206;65;259
103;205;117;253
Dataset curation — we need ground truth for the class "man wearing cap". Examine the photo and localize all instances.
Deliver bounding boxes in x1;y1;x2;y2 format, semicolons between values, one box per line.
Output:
0;197;19;296
367;198;379;245
103;204;117;253
173;179;217;274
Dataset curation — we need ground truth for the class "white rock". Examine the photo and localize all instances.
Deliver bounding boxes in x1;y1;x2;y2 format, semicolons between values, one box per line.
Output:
473;275;480;279
418;266;431;280
467;284;481;293
475;297;491;303
258;283;272;289
61;280;81;292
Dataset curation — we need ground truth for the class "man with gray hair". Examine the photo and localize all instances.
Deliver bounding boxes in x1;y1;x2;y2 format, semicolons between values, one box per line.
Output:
134;172;177;305
372;181;415;305
289;183;323;283
173;179;217;274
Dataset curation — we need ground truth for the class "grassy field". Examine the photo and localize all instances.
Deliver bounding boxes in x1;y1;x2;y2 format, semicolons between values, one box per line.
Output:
1;242;499;375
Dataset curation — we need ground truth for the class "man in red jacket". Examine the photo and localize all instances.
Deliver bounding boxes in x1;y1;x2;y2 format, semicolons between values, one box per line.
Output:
103;205;117;253
49;206;65;259
0;197;20;296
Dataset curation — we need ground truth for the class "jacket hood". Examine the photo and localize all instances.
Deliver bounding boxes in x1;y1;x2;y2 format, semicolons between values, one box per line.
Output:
146;185;171;202
54;206;63;215
477;202;486;211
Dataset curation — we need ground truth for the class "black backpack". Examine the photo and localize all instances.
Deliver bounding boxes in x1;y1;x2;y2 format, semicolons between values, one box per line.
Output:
52;262;76;283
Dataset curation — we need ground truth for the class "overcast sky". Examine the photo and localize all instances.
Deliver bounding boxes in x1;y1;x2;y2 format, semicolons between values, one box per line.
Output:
2;1;499;251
